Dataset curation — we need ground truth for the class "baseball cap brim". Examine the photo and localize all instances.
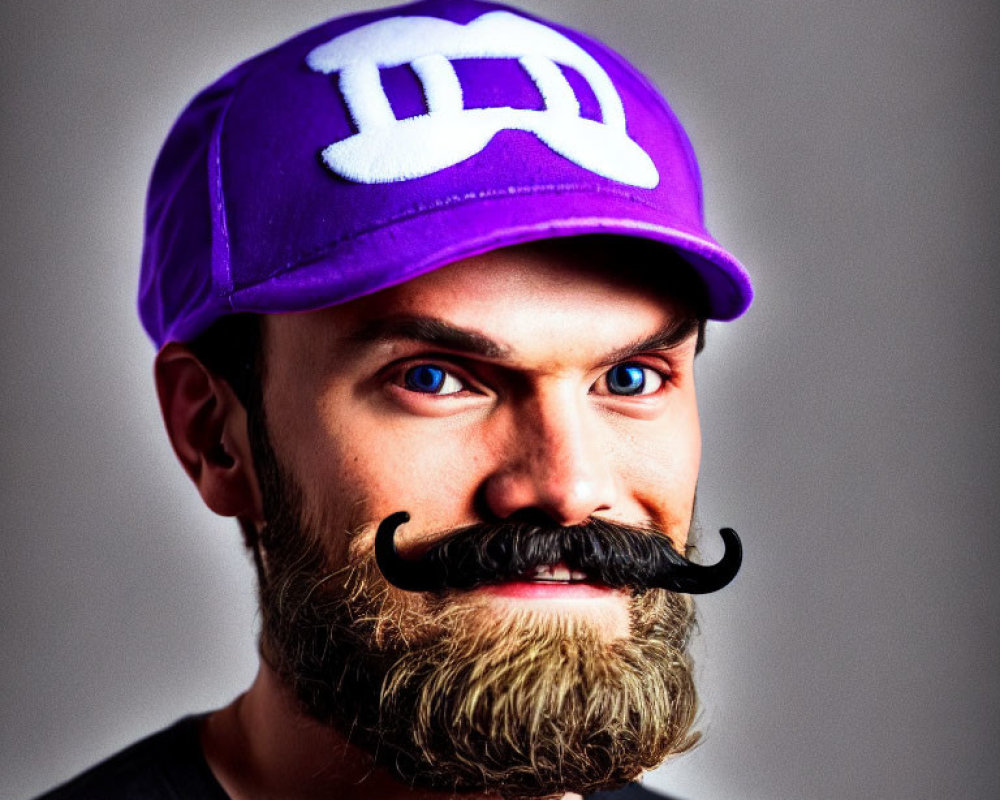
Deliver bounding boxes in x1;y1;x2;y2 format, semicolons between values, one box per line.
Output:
215;188;752;334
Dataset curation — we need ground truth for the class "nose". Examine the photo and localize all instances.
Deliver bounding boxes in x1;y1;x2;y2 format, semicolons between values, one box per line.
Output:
481;388;618;526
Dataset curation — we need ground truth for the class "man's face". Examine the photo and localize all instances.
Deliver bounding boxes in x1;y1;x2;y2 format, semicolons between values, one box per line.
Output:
263;239;701;617
253;238;704;794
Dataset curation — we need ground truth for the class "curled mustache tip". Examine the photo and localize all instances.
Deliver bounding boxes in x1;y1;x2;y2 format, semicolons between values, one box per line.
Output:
375;511;742;596
654;527;742;595
374;510;424;592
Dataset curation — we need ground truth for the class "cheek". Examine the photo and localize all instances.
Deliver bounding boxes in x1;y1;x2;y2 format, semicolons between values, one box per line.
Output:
285;393;492;535
620;403;701;536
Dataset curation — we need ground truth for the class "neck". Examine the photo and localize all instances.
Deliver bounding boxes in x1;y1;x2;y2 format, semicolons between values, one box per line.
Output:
201;662;583;800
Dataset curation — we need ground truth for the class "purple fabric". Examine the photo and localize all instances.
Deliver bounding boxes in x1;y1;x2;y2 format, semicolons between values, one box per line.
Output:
139;0;753;347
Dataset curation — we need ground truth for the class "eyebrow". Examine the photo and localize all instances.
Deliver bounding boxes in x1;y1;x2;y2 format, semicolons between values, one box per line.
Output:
347;315;511;358
601;316;701;364
346;312;699;364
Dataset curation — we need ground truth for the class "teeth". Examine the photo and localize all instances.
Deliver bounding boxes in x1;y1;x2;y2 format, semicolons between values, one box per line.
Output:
526;563;587;583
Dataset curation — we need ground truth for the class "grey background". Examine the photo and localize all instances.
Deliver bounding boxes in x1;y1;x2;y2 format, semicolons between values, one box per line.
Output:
2;1;997;798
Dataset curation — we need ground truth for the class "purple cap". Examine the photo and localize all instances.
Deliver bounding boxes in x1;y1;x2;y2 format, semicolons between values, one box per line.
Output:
139;0;752;347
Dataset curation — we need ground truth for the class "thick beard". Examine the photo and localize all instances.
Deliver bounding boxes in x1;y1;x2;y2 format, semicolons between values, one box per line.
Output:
250;418;700;797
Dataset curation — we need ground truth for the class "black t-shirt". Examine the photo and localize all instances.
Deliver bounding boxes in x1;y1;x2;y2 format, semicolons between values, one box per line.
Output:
35;717;677;799
34;718;228;800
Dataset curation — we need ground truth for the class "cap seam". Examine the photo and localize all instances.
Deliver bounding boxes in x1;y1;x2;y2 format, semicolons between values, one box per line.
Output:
207;66;261;307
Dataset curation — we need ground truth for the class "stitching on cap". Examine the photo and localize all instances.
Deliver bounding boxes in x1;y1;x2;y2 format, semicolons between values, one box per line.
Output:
232;181;663;291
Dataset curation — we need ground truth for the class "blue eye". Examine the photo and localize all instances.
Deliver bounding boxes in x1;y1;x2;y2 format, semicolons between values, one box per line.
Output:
604;363;662;396
404;365;445;392
402;365;464;395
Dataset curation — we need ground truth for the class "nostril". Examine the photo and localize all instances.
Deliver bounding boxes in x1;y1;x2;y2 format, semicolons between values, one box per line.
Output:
501;507;567;527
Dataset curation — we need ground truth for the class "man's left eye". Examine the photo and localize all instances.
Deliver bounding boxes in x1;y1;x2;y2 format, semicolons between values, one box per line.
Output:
402;364;466;395
598;363;665;396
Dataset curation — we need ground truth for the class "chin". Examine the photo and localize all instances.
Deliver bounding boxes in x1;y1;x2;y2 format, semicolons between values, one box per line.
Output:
262;545;700;797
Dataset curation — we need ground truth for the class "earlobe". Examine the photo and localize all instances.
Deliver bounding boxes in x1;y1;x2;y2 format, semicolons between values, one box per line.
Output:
154;343;263;523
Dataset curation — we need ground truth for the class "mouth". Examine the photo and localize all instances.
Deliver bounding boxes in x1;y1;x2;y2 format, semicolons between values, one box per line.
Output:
474;562;620;601
523;562;590;583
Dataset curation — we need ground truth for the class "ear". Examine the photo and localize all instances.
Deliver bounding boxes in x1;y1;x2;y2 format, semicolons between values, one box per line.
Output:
155;342;264;524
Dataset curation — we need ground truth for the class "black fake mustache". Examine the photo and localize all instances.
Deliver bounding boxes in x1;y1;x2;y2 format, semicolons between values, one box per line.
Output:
375;511;741;595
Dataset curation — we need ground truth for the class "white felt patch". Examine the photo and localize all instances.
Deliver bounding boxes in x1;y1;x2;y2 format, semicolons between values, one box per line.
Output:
306;10;659;188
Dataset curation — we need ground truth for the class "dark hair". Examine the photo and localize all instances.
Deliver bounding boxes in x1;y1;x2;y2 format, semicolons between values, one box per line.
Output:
186;314;263;410
186;314;265;553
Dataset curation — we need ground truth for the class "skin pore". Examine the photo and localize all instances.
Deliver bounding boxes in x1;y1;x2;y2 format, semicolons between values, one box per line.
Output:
158;238;704;799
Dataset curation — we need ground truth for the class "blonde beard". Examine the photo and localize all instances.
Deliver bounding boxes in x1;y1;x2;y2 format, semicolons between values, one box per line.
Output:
260;520;701;798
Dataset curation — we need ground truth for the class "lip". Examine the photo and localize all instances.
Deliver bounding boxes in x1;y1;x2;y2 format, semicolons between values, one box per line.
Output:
473;580;621;600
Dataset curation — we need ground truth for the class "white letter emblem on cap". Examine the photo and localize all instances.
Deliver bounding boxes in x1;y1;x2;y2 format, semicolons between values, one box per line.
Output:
306;11;659;188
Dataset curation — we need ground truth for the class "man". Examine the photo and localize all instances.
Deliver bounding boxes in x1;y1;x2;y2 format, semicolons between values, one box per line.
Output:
39;0;752;798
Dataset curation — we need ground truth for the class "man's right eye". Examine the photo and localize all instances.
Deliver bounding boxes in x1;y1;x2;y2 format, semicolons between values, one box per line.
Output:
402;364;466;395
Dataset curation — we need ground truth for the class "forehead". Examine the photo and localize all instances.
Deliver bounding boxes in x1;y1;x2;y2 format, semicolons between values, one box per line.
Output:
263;236;702;355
